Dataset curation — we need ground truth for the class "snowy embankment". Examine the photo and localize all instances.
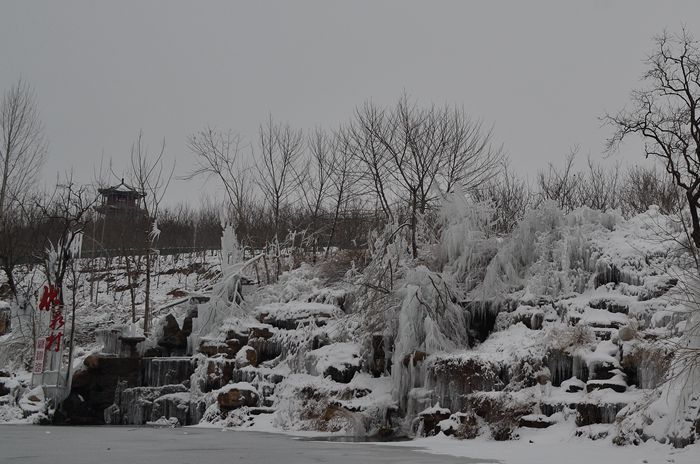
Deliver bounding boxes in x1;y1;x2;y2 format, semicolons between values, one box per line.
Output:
1;204;700;459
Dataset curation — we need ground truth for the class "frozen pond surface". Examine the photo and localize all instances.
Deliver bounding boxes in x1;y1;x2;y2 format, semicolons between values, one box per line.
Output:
0;425;489;464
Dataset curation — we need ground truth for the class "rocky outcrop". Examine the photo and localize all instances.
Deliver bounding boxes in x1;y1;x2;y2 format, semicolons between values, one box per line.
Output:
216;383;259;410
158;314;190;356
56;354;140;425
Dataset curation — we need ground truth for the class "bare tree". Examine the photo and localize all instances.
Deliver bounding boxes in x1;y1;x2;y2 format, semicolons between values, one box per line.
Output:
538;149;622;213
255;116;303;274
473;161;531;234
606;29;700;247
537;148;582;212
38;176;96;388
129;131;174;335
349;96;503;258
0;79;47;296
186;128;252;227
344;102;395;222
621;165;681;216
39;177;96;308
295;127;336;255
0;79;47;219
299;128;333;226
326;129;357;256
579;156;622;212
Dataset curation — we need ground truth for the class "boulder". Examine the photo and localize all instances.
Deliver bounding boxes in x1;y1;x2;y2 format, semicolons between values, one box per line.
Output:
317;403;358;433
158;314;188;355
0;380;11;397
561;376;586;393
402;351;428;367
256;302;342;330
143;346;167;358
438;411;479;439
199;339;235;358
249;326;274;340
235;346;258;367
415;405;451;436
428;355;505;411
216;383;258;410
324;364;360;384
519;414;556;429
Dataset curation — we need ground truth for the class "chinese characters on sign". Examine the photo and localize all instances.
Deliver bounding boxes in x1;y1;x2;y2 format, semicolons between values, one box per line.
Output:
32;338;46;374
39;284;64;352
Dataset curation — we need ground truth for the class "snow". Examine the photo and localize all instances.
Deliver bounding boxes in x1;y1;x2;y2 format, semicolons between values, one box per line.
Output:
217;381;257;395
304;342;361;377
382;423;700;464
2;202;699;456
255;302;342;323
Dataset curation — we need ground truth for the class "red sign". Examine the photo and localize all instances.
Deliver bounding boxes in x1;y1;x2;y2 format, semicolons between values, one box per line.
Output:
39;284;60;311
39;284;64;353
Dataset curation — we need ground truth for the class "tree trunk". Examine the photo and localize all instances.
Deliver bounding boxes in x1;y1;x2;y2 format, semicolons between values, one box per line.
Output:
687;189;700;249
144;247;151;335
65;264;78;388
326;196;343;259
2;265;17;297
125;255;136;323
410;190;418;259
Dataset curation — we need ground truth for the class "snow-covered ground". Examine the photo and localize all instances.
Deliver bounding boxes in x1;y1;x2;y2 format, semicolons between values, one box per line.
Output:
383;425;700;464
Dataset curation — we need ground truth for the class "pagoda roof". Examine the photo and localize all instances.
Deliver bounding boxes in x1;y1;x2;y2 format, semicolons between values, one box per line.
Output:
98;178;145;197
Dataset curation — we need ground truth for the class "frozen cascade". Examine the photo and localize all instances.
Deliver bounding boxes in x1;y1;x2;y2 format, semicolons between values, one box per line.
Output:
96;329;122;356
425;356;505;412
547;350;589;386
106;384;198;425
141;357;196;387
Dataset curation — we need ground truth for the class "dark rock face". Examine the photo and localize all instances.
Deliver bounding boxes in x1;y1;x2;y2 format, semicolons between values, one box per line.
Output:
586;380;626;393
414;408;451;436
258;306;338;331
402;351;428;368
0;379;11;396
201;359;236;392
519;414;556;429
575;402;627;426
465;394;531;441
588;297;630;314
106;384;193;425
369;334;388;377
546;349;589;386
199;339;236;358
249;326;273;340
55;355;140;425
428;357;506;412
0;308;10;335
462;300;505;344
158;314;188;356
247;338;281;364
143;346;166;358
439;412;479;439
324;364;360;384
141;357;194;387
217;386;258;410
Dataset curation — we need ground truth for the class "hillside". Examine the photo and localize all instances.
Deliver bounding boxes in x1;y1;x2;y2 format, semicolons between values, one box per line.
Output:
1;202;699;455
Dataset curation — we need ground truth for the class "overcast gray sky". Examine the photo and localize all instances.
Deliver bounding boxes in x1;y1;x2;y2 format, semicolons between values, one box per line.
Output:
2;1;699;205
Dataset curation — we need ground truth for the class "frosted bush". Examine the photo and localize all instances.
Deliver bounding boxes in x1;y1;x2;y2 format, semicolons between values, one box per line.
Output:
437;191;498;291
